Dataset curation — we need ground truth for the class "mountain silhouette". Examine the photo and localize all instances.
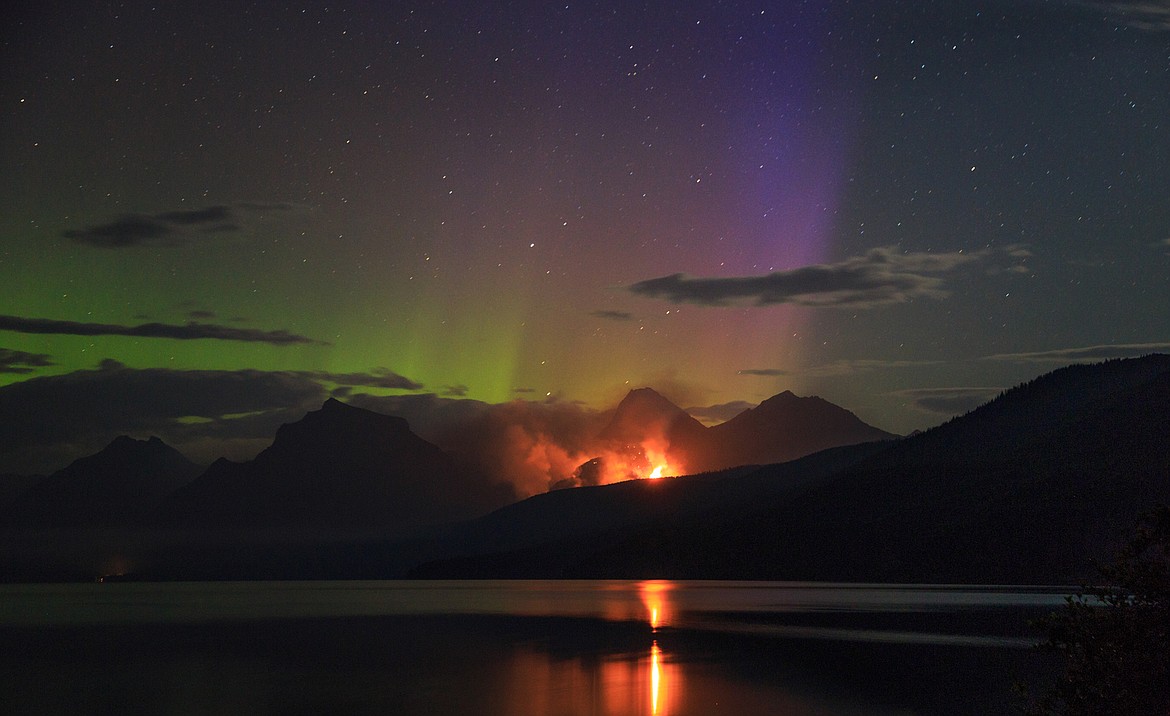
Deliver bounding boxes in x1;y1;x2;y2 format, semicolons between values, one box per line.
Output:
581;386;895;479
556;387;711;486
692;390;897;471
410;355;1170;583
598;387;708;444
5;436;200;529
160;398;515;532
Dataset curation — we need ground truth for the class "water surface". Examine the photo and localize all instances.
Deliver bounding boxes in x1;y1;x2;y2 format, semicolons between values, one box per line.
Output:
0;580;1065;715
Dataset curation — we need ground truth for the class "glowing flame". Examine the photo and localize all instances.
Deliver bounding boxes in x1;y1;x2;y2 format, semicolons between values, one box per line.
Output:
647;465;665;480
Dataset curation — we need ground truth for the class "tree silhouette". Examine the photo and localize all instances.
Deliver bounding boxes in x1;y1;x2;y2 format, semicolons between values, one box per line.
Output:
1024;506;1170;715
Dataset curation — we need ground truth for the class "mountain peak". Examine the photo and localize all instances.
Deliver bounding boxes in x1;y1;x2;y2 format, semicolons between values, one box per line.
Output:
601;387;699;440
321;397;348;411
619;387;679;407
99;435;183;460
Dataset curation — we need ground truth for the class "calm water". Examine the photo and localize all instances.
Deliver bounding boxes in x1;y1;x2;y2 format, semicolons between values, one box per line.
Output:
0;580;1067;715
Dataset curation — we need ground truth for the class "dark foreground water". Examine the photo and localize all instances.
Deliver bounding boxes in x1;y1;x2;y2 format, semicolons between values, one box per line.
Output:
0;581;1066;715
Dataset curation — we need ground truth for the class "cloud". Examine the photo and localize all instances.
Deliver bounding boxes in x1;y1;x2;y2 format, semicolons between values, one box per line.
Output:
800;359;942;378
590;310;634;321
892;387;1002;416
739;359;939;378
685;400;756;425
188;310;217;320
301;369;423;391
0;361;425;473
348;392;608;496
1075;1;1170;30
0;314;325;346
983;343;1170;363
0;364;331;473
629;246;1006;309
156;206;233;226
442;384;470;397
62;203;296;248
63;215;172;247
0;348;54;374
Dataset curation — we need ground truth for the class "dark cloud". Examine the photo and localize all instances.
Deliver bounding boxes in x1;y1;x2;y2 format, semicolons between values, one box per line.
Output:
983;343;1170;363
0;348;55;374
0;314;325;346
800;359;942;378
1075;1;1170;30
685;400;756;425
629;246;1007;309
301;369;423;391
738;368;788;377
442;384;470;397
156;205;232;225
62;215;172;247
62;203;298;248
345;393;495;439
741;360;940;378
236;201;297;212
590;310;634;321
188;310;217;320
893;387;1003;416
0;364;330;473
349;392;609;496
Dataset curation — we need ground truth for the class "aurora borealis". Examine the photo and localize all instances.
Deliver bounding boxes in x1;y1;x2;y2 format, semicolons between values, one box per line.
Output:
2;1;1168;477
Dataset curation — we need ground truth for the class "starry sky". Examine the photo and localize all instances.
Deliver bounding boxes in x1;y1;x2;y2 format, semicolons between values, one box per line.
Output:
1;0;1168;476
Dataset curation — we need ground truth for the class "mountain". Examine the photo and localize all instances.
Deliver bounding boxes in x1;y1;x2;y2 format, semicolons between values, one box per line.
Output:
580;386;894;481
409;355;1170;584
692;390;897;471
408;442;891;578
160;398;515;532
5;436;200;529
598;387;708;445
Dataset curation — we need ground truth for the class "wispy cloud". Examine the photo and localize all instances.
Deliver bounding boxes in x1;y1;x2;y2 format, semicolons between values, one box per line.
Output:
1074;1;1170;30
0;314;325;346
892;387;1003;416
0;348;55;374
737;368;788;377
983;343;1170;363
301;369;423;390
739;359;939;378
685;400;756;424
62;203;295;248
629;246;1018;309
590;310;634;321
0;361;424;473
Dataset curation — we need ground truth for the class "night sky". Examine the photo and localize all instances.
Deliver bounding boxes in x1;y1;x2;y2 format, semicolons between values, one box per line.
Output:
2;1;1168;478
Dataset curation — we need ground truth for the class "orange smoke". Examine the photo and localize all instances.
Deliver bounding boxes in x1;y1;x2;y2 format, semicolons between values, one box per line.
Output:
398;395;691;494
567;435;686;487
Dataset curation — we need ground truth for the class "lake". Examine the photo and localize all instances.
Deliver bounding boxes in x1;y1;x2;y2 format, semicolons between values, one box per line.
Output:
0;580;1067;715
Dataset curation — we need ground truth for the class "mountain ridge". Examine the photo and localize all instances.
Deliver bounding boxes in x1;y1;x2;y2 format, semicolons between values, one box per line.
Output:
409;355;1170;583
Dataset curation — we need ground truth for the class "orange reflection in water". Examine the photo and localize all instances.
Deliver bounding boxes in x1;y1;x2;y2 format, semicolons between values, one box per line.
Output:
641;581;679;714
495;582;684;715
651;641;662;714
639;580;673;631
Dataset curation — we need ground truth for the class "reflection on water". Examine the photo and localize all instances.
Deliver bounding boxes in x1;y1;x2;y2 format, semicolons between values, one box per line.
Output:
639;580;671;630
0;580;1065;715
650;641;663;714
640;581;673;713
